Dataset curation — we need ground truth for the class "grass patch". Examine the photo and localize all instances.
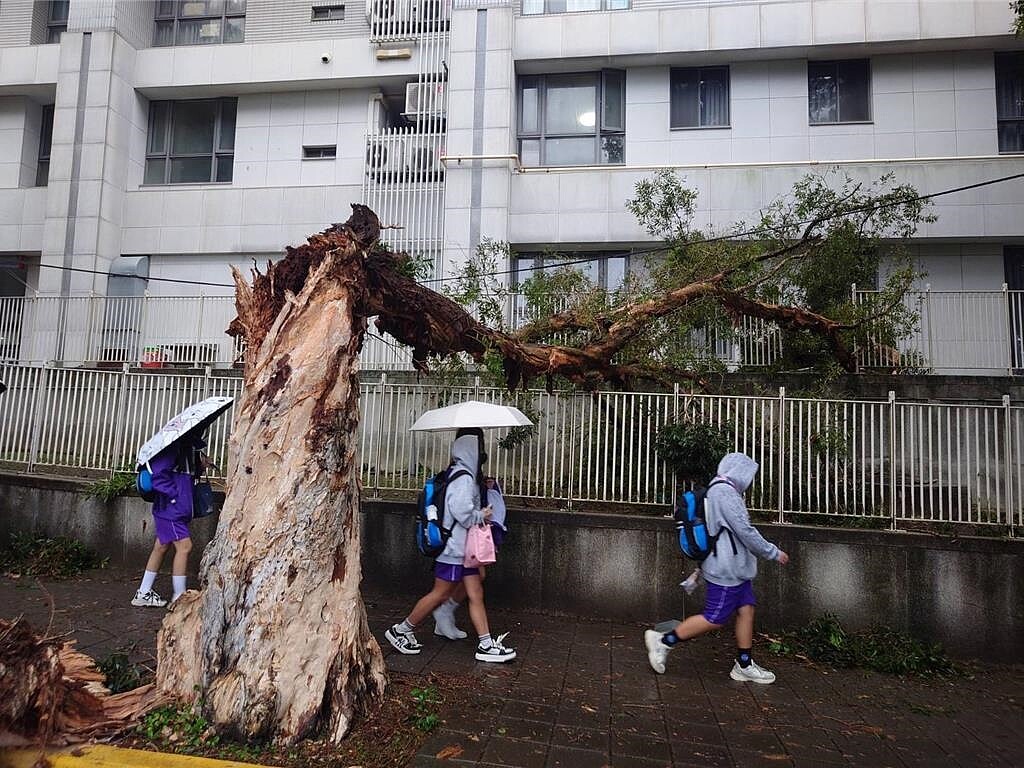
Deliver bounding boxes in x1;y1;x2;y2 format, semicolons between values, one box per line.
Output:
0;532;107;579
124;672;472;768
767;613;957;677
84;473;137;503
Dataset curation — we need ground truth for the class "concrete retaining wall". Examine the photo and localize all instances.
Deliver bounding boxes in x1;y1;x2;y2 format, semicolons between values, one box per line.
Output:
1;473;1021;661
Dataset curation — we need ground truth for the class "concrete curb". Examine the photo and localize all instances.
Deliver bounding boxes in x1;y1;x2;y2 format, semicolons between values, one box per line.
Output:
0;745;266;768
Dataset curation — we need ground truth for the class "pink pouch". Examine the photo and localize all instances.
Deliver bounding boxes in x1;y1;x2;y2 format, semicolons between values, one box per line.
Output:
463;523;497;567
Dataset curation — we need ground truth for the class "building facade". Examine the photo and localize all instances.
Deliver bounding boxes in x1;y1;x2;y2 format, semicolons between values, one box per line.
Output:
1;0;1023;372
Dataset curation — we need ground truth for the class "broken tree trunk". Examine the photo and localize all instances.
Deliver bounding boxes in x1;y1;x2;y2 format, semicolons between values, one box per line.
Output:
156;208;386;744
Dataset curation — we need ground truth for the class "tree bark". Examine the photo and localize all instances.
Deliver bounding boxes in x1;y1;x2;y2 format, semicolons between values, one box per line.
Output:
157;210;386;744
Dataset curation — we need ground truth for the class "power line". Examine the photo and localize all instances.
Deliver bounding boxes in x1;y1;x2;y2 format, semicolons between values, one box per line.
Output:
23;170;1024;290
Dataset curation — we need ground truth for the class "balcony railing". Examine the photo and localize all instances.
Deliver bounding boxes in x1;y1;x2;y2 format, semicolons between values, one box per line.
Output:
368;0;450;43
0;289;1019;375
854;286;1024;374
521;0;629;14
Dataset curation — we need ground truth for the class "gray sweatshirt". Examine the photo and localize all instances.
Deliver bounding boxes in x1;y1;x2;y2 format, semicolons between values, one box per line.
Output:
435;434;486;566
700;452;781;587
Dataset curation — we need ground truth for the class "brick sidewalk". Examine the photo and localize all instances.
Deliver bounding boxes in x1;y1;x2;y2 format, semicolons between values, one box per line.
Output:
3;570;1022;768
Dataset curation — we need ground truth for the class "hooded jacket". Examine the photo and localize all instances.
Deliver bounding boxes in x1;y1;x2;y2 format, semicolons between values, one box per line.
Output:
435;434;487;566
700;452;781;587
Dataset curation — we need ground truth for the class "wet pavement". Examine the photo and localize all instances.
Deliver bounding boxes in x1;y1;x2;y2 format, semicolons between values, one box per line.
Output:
2;569;1022;767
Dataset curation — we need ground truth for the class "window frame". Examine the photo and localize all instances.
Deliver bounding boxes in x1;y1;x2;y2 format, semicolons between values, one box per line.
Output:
144;98;237;186
311;4;345;21
153;0;247;47
36;105;54;187
521;0;629;16
46;0;69;43
303;144;337;159
996;52;1024;154
517;70;626;168
669;65;731;130
807;58;872;126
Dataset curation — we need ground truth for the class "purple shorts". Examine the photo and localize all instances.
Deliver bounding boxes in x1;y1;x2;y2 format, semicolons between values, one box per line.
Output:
434;562;480;582
703;580;757;625
154;515;191;545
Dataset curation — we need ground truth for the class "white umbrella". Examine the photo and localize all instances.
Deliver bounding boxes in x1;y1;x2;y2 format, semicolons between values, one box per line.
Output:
137;396;233;466
409;400;533;432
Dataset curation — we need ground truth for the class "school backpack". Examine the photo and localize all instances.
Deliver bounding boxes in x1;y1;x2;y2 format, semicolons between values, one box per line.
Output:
136;463;156;503
415;466;472;557
673;479;735;562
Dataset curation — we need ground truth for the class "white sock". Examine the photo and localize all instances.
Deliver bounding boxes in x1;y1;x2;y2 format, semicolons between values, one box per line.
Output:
478;633;492;649
444;598;460;610
139;570;157;594
397;618;415;633
172;575;187;599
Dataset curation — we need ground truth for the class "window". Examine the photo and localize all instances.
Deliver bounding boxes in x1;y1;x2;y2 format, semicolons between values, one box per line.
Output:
311;4;345;20
511;251;629;326
996;53;1024;153
154;0;246;46
303;145;337;158
670;67;729;129
144;99;237;184
36;105;54;187
518;71;625;167
808;59;871;124
521;0;629;15
46;1;69;43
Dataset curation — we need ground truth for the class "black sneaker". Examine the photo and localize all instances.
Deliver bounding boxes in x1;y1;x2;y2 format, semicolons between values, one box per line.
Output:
385;625;422;655
475;632;516;663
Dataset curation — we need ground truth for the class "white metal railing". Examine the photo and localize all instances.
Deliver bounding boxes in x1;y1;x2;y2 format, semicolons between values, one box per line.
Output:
854;286;1024;374
0;295;414;371
368;0;450;43
0;365;1018;534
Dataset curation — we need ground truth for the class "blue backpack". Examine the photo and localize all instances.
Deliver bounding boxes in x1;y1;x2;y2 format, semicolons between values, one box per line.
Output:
415;467;471;557
673;479;736;562
136;463;156;502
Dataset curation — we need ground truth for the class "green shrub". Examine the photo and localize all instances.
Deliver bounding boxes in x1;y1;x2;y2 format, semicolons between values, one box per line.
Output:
654;419;731;484
97;650;144;693
85;473;137;503
0;532;107;579
768;613;956;677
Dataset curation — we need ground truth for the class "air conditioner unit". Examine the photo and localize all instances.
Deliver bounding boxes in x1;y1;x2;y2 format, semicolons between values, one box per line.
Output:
365;139;406;175
404;81;446;119
405;136;442;175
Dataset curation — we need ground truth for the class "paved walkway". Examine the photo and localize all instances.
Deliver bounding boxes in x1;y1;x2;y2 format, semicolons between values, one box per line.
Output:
3;570;1022;768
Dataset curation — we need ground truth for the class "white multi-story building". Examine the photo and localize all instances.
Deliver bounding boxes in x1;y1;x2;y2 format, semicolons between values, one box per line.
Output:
1;0;1023;372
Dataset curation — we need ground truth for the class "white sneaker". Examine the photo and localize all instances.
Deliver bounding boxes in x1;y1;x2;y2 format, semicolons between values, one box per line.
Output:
475;632;516;663
433;603;468;640
385;625;422;655
730;660;776;684
644;629;669;674
131;589;167;608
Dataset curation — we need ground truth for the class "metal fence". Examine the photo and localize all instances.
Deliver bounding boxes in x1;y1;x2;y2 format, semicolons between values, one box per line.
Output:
854;285;1024;374
0;364;1018;535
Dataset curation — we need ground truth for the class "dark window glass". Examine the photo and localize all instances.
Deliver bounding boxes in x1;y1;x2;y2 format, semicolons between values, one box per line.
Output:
303;145;337;158
809;59;870;124
36;105;54;187
153;0;245;46
311;4;345;20
670;66;729;128
145;98;236;184
996;53;1024;153
46;0;69;42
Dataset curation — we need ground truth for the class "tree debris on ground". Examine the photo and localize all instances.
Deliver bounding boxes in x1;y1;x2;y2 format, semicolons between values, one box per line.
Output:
0;618;166;750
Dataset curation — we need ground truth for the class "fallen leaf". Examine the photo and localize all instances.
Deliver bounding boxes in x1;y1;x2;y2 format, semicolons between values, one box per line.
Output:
581;705;597;713
436;745;464;760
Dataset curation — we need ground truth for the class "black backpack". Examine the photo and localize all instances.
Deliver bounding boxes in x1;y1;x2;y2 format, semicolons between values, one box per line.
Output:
673;479;737;562
415;466;471;557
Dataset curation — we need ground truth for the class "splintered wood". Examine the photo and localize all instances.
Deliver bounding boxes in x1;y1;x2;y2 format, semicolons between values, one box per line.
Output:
0;618;164;748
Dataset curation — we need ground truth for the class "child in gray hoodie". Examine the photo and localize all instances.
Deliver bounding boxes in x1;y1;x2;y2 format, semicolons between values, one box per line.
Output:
644;452;789;683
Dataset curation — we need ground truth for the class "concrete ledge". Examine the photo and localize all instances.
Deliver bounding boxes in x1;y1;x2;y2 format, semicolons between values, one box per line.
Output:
2;474;1021;661
0;745;263;768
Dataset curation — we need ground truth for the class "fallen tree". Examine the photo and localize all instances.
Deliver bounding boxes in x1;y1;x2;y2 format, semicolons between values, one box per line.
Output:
156;168;930;743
